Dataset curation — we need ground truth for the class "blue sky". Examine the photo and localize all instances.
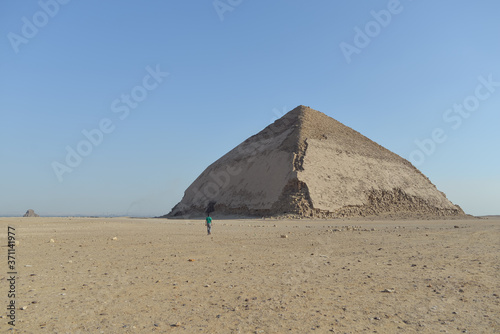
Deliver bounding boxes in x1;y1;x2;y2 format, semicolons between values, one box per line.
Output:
1;0;499;217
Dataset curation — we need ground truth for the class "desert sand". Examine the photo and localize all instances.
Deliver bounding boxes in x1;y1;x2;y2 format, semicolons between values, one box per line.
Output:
1;217;498;333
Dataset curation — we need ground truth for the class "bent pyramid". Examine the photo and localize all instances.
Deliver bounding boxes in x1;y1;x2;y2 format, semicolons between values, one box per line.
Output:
167;106;464;218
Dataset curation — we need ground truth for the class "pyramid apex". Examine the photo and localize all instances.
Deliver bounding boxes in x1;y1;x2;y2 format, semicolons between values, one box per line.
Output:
290;105;318;113
280;105;324;122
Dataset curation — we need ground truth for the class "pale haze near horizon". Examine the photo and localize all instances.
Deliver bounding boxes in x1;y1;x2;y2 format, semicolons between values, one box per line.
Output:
1;1;499;217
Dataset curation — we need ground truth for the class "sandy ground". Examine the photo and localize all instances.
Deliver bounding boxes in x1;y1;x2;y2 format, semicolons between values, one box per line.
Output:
0;217;498;333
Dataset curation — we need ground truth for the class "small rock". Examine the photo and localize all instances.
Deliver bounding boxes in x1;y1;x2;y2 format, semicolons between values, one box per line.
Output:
188;259;195;262
112;237;118;241
381;288;395;293
204;284;210;287
20;306;28;310
281;235;288;238
49;239;55;243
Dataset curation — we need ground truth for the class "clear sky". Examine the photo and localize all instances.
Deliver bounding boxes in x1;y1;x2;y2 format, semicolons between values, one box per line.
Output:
1;0;499;217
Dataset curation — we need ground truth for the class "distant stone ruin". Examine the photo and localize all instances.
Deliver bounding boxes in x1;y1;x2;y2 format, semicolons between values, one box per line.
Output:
166;105;465;219
23;209;39;217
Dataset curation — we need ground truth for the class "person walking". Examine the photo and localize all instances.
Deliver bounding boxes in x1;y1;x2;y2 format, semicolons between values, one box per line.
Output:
205;215;212;235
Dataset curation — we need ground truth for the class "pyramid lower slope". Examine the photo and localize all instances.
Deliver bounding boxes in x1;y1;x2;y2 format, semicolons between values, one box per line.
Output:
166;106;465;218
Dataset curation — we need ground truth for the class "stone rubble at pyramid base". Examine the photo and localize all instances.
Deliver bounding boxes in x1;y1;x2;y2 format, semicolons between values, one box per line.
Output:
169;188;466;220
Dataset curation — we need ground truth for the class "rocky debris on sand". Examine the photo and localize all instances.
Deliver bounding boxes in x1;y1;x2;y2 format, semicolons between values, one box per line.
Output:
327;225;375;232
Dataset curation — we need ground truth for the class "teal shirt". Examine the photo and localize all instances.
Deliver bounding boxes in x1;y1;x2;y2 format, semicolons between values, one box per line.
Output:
206;217;212;224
